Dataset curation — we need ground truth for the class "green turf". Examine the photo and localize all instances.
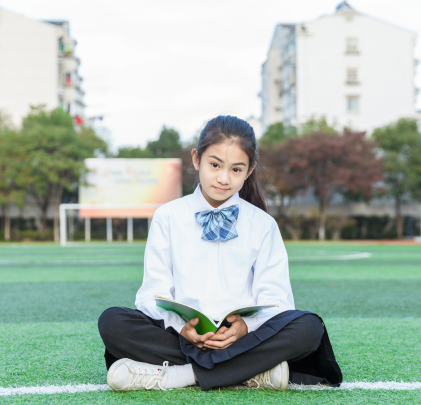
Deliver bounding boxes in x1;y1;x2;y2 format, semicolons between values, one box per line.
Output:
1;242;420;404
1;318;420;388
1;279;420;323
2;389;421;405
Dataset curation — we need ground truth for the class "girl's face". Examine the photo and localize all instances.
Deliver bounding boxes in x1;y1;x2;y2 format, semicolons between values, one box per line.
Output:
192;140;256;208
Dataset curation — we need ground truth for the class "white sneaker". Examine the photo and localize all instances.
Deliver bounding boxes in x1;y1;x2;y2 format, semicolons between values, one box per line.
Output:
244;361;289;391
107;358;169;391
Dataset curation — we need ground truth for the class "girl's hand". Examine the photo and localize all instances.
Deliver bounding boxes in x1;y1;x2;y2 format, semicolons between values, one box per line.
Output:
180;318;215;349
203;314;248;350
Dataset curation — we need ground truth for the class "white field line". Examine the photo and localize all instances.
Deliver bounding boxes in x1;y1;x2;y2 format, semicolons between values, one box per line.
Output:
0;259;141;265
1;382;421;396
0;384;112;396
289;252;372;261
289;381;421;390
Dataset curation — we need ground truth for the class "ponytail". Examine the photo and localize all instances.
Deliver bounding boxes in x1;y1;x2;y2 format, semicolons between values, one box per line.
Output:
239;168;268;212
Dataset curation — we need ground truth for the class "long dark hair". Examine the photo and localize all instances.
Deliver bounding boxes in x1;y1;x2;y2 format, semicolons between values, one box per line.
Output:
193;115;267;213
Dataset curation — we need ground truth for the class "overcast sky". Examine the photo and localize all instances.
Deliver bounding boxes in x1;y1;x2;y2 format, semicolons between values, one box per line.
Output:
1;0;420;150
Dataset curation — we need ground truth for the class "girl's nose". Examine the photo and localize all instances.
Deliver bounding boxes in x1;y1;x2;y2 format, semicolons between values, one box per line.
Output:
217;171;230;185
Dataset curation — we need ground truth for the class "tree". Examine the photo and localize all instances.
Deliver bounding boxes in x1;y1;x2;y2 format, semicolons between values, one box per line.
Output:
259;143;302;226
372;118;421;238
0;113;29;240
258;122;297;147
146;126;182;157
300;116;336;136
280;132;382;240
116;127;183;160
116;146;152;158
21;106;108;241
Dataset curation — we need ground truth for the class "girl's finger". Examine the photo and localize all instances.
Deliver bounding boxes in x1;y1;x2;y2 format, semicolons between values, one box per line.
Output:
226;315;237;323
205;333;229;342
205;336;235;349
198;331;215;342
214;327;227;335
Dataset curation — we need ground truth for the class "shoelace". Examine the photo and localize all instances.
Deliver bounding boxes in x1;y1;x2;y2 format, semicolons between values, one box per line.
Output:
127;361;169;391
245;370;277;390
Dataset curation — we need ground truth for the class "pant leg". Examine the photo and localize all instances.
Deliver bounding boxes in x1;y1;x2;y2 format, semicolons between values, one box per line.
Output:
193;314;324;391
98;306;188;369
98;308;324;391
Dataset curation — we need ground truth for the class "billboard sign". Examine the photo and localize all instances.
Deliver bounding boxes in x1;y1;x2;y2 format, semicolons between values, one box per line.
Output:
79;158;182;218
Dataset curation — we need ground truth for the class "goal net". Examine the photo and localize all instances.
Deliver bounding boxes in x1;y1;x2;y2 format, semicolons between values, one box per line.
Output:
59;203;163;246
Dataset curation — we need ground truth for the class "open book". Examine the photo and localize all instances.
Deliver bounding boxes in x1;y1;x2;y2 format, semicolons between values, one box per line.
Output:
154;294;277;335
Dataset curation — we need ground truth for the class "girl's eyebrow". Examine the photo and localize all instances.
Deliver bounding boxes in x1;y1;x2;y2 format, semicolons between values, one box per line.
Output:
208;155;246;166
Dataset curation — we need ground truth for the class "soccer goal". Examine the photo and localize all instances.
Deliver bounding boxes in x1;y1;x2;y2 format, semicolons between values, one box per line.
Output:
59;203;162;246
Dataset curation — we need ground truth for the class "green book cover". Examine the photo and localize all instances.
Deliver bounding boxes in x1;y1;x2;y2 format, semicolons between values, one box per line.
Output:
154;295;277;335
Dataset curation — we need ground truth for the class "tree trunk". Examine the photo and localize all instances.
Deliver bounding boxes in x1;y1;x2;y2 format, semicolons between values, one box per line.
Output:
318;196;327;241
395;195;403;239
41;209;47;232
332;228;340;241
4;202;11;241
285;224;301;240
276;195;285;229
54;186;63;243
39;195;50;232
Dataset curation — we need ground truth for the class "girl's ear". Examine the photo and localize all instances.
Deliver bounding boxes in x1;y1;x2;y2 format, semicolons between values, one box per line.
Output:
246;162;257;179
191;149;200;171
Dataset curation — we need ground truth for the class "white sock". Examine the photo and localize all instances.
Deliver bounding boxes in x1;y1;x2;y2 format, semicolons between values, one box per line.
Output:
164;363;196;389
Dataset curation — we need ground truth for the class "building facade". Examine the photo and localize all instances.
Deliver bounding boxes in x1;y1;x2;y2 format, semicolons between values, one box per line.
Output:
0;8;85;127
260;2;418;133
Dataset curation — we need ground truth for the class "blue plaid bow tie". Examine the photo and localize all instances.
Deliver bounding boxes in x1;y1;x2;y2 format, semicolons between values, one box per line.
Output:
195;204;239;242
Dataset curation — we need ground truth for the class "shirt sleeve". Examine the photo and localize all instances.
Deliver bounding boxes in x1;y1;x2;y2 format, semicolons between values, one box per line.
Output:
242;220;295;332
135;208;186;332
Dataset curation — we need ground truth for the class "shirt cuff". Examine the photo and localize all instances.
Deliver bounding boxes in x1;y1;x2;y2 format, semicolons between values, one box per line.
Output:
242;316;260;333
171;323;185;334
160;310;187;333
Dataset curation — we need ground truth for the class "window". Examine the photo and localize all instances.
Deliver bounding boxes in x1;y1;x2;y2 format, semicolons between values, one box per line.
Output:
347;96;359;112
65;73;72;85
346;68;358;84
346;37;359;54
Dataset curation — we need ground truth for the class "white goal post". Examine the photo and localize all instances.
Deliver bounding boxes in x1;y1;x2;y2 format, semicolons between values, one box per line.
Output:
59;203;162;246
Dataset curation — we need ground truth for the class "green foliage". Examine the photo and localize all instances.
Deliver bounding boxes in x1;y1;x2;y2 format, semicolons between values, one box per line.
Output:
22;106;107;193
116;126;182;159
146;126;182;157
259;122;297;147
372;118;421;238
300;116;336;136
20;106;108;230
372;118;421;198
116;146;153;158
0;121;28;208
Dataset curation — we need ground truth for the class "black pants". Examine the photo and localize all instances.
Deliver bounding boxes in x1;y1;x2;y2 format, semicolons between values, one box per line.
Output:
98;306;325;391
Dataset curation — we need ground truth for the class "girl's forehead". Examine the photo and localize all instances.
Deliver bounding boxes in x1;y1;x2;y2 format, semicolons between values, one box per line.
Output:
204;141;248;160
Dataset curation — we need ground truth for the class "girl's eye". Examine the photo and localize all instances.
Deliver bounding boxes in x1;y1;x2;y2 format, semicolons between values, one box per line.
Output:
211;163;219;168
233;168;241;173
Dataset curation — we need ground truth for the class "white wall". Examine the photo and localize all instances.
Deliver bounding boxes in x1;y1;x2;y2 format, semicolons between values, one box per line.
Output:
261;25;285;133
0;8;59;127
296;9;416;132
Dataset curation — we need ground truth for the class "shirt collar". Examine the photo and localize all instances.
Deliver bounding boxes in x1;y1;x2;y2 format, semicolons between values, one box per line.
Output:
194;184;240;214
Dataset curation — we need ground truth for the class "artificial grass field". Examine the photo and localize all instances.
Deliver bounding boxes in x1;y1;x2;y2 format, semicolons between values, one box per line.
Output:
0;242;420;404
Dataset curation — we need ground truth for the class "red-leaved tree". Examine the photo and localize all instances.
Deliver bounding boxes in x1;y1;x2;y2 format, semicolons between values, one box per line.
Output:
280;132;383;240
259;144;303;226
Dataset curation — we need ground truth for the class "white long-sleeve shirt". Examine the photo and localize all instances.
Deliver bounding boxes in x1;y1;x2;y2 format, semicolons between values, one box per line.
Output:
135;184;295;333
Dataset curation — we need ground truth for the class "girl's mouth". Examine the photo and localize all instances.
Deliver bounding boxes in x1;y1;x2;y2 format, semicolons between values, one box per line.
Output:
213;186;229;192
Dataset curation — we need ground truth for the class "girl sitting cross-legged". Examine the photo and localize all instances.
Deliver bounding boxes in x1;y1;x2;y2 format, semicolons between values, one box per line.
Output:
98;115;342;392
